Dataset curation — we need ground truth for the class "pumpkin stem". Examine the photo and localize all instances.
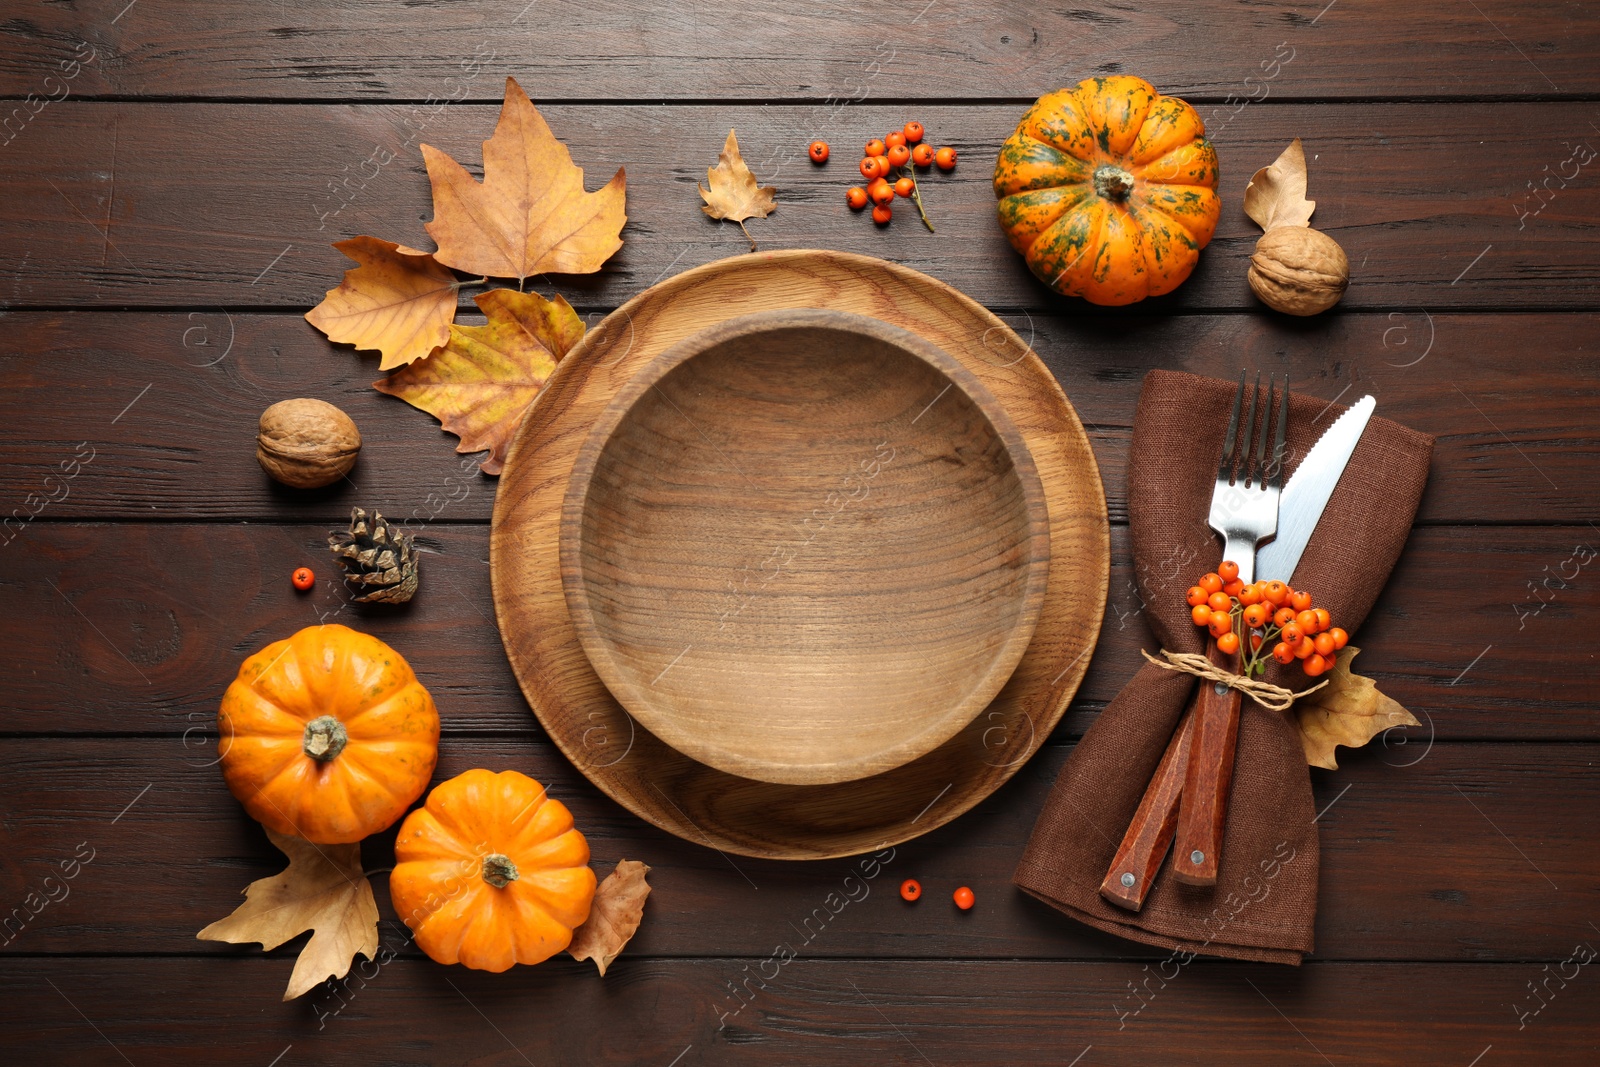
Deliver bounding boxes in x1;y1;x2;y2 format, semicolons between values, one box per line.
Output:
482;853;520;889
1093;165;1136;202
302;715;348;762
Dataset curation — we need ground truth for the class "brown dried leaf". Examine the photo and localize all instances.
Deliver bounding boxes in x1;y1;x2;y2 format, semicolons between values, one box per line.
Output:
567;859;651;976
197;828;378;1001
1294;646;1420;770
1244;138;1316;232
699;128;777;251
305;237;461;371
373;288;584;475
422;77;626;282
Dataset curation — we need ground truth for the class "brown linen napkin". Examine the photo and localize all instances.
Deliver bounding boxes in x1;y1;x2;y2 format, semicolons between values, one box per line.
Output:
1015;370;1434;964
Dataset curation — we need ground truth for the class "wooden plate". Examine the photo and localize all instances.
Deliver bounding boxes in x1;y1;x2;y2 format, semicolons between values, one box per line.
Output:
491;250;1107;860
560;308;1051;786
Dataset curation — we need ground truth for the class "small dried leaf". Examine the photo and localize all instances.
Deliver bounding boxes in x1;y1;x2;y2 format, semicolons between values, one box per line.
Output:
305;237;460;371
197;829;378;1001
373;288;584;475
699;129;777;251
1244;138;1316;232
422;77;626;282
567;859;651;976
1294;647;1420;770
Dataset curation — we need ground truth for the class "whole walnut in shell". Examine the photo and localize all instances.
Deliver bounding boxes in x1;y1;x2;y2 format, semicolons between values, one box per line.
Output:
257;398;361;489
1248;227;1349;317
1242;139;1350;316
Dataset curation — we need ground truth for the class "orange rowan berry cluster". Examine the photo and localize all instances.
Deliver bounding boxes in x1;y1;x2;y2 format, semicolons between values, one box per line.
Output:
810;122;955;230
1186;560;1349;678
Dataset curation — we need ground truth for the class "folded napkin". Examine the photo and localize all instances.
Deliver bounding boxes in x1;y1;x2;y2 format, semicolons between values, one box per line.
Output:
1015;370;1433;964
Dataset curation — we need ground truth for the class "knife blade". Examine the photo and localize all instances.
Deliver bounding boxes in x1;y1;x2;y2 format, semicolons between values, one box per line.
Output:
1101;391;1377;911
1255;395;1376;583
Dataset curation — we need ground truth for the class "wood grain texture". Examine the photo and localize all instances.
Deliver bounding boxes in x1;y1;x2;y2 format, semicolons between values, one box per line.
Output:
1;310;1596;526
493;250;1108;857
3;1;1596;100
3;957;1597;1065
559;308;1051;785
3;103;1598;311
1;522;1595;739
1;738;1597;963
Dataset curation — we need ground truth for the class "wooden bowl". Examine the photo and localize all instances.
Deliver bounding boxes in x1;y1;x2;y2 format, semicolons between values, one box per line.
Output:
560;308;1050;786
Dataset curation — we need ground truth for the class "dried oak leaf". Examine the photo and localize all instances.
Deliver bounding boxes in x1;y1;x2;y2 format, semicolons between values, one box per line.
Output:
305;236;461;371
699;128;776;251
1295;646;1420;770
567;859;651;976
373;288;584;475
1244;137;1316;232
422;76;626;282
197;828;378;1002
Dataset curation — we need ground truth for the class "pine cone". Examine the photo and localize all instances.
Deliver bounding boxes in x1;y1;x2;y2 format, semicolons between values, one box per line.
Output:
328;507;419;604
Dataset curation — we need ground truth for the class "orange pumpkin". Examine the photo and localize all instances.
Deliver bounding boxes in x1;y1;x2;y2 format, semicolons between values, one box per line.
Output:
390;769;596;972
994;76;1221;305
218;624;439;844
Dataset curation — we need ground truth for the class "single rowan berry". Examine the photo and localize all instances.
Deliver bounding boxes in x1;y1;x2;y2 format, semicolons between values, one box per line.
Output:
1295;609;1319;635
1239;583;1263;606
808;140;830;164
1304;653;1329;676
1313;632;1336;657
894;176;915;197
1187;586;1209;607
1263;580;1289;605
872;203;892;225
953;886;975;910
1328;627;1349;650
904;121;925;143
935;146;957;170
1217;631;1240;655
900;879;922;902
1192;604;1212;626
868;178;894;205
865;138;886;157
1273;641;1296;664
1218;560;1240;582
1291;590;1313;612
885;131;907;150
291;566;315;591
1207;591;1232;614
1281;622;1304;644
1209;616;1233;639
911;143;936;167
1274;607;1298;628
846;186;869;210
1198;573;1223;594
860;156;888;180
887;144;910;167
1243;603;1270;628
1313;608;1331;632
1295;636;1316;659
1222;579;1245;598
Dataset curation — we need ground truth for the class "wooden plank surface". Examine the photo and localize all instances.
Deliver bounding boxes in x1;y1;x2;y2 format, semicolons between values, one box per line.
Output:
3;0;1596;101
1;311;1594;525
0;738;1593;963
2;103;1597;311
3;523;1595;739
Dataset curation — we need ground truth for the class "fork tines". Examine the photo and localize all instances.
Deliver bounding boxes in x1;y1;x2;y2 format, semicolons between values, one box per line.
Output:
1218;370;1290;490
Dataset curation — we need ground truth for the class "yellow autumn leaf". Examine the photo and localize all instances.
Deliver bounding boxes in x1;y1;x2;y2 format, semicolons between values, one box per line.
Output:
422;77;627;282
304;236;461;371
197;828;378;1001
1243;138;1317;232
373;288;584;475
699;128;777;251
567;859;651;976
1294;646;1420;770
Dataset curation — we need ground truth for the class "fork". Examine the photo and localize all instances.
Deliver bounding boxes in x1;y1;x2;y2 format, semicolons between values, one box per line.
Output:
1099;372;1286;908
1171;371;1288;885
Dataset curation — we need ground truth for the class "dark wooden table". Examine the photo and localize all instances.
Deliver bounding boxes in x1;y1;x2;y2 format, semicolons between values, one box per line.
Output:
3;2;1599;1063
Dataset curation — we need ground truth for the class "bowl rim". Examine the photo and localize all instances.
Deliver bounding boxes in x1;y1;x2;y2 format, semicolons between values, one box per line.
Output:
558;306;1052;786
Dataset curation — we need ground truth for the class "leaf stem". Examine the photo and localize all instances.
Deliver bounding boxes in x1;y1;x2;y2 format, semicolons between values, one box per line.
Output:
737;220;757;252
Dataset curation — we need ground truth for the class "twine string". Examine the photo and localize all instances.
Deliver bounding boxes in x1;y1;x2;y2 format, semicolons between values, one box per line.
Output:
1140;648;1329;713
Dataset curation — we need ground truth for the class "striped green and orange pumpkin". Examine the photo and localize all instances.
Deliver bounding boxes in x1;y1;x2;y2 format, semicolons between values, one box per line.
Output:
994;76;1220;306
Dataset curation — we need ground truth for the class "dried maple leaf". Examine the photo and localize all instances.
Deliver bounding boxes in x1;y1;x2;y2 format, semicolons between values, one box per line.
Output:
305;236;461;371
197;828;378;1001
373;288;584;475
699;128;777;251
1294;646;1420;770
568;859;651;976
422;77;626;282
1244;138;1317;232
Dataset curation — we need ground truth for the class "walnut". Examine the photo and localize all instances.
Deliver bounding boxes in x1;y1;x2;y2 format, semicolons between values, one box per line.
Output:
1247;227;1349;317
256;399;362;488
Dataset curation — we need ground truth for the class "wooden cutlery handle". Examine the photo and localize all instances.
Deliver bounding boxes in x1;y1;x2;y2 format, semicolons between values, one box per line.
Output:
1099;705;1195;912
1172;638;1243;887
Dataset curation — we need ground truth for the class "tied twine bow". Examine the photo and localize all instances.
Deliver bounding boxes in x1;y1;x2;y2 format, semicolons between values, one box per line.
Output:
1140;648;1329;713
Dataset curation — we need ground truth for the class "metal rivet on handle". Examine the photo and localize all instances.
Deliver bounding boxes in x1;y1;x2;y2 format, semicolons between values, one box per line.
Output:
1120;872;1136;888
1214;682;1228;695
1190;850;1205;865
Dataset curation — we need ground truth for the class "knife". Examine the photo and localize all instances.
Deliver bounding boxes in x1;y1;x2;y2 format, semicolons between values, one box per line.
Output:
1099;393;1376;911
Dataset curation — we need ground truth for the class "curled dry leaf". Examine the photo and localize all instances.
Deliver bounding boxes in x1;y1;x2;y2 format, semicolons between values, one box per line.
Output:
373;288;585;475
567;859;651;976
423;77;627;282
305;237;460;371
1294;646;1420;770
699;128;777;251
197;828;378;1001
1243;138;1316;232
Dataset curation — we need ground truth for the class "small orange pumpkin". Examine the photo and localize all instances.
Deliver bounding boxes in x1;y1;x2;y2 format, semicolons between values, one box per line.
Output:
994;76;1221;305
390;769;597;972
218;624;439;844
